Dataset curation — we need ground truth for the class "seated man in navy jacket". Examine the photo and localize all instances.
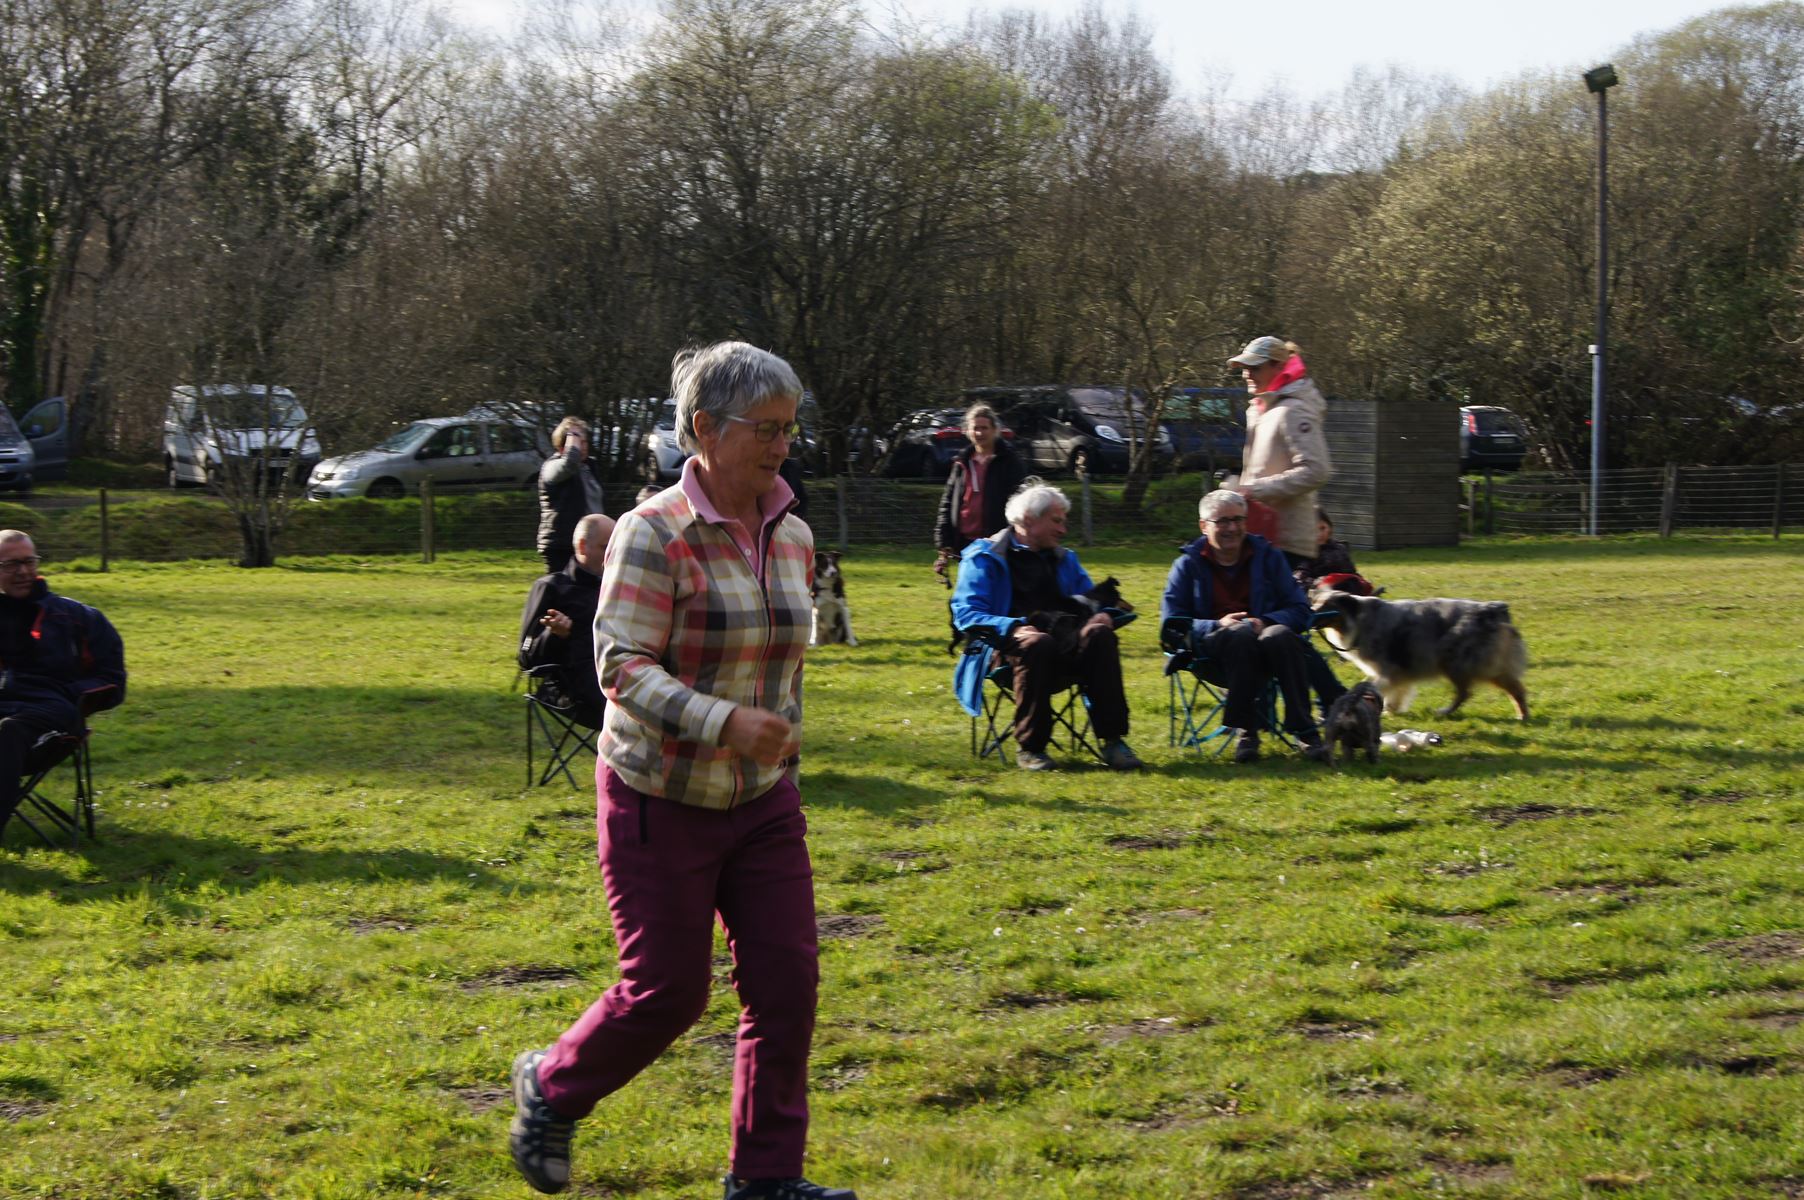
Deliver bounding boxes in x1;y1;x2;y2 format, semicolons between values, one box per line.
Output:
1161;491;1328;764
519;513;614;729
0;530;126;838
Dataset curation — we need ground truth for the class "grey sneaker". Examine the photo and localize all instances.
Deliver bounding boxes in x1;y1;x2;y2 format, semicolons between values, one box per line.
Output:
509;1049;577;1194
1016;747;1057;771
1100;739;1144;771
1233;729;1260;764
723;1177;858;1200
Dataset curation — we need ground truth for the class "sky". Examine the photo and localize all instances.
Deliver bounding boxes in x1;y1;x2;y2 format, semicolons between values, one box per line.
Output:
441;0;1738;101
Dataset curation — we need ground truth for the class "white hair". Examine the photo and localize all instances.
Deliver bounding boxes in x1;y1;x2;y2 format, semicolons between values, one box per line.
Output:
1005;481;1069;528
1199;490;1248;520
671;341;803;453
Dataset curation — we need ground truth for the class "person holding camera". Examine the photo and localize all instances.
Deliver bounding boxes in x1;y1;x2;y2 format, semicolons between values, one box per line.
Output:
537;417;607;573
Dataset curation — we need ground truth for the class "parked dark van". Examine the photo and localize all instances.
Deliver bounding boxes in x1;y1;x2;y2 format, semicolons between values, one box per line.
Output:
1162;387;1246;474
972;385;1172;478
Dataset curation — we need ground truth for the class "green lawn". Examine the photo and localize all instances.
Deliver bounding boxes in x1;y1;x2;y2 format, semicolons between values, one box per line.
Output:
2;536;1801;1199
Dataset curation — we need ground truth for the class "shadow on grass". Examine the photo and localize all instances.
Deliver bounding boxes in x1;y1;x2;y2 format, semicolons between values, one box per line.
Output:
0;826;523;899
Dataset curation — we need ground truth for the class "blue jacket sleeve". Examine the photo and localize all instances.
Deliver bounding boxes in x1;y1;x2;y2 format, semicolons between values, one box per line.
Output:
949;548;1018;642
76;606;126;713
1058;551;1096;599
1161;552;1219;639
1257;543;1312;632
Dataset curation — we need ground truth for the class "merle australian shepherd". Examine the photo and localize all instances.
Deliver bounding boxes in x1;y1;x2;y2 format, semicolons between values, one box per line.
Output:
1310;590;1529;720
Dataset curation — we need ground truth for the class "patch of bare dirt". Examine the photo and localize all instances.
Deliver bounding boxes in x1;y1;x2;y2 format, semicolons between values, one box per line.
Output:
988;991;1068;1010
1426;1159;1514;1186
1096;1017;1190;1044
1125;907;1212;926
1107;832;1188;850
1543;1064;1622;1087
1231;1177;1381;1199
690;1030;736;1052
1479;803;1600;827
1293;1020;1376;1042
1126;1089;1243;1128
459;965;584;992
454;1085;510;1113
0;1099;48;1123
347;915;416;934
1700;931;1804;962
1425;858;1512;878
1430;914;1492;929
817;913;884;939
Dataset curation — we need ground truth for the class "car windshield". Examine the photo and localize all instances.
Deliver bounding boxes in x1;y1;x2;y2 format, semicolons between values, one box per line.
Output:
1471;409;1523;434
203;392;305;429
1069;388;1136;422
373;422;436;453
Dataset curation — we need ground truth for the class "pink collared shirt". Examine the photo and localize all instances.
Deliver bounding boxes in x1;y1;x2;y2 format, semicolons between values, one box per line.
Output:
678;457;797;585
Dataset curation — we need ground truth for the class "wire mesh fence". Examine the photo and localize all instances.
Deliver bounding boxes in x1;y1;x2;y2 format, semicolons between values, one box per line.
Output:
1;465;1794;568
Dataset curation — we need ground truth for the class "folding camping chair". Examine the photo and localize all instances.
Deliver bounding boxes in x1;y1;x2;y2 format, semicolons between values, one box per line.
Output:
1163;616;1300;756
524;665;599;789
957;623;1101;764
12;727;96;847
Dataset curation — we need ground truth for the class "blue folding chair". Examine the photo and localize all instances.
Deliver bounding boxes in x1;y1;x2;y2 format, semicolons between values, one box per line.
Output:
958;624;1100;762
1163;616;1305;756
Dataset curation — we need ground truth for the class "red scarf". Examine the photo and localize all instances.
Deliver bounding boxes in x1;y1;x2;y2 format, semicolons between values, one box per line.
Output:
1251;354;1307;415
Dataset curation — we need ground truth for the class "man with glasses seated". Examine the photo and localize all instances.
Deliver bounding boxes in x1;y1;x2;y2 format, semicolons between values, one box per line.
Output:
0;530;126;839
1161;492;1328;764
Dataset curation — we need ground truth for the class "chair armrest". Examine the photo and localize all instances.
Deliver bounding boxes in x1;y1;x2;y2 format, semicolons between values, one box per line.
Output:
79;684;121;717
1158;616;1190;655
1163;650;1194;677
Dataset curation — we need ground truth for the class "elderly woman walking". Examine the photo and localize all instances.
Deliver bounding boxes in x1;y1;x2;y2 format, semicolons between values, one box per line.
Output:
508;342;856;1200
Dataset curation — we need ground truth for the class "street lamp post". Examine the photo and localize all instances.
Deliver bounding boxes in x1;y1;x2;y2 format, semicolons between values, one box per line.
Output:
1585;63;1618;536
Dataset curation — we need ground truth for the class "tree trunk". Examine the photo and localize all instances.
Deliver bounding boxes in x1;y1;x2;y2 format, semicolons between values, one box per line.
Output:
236;512;277;568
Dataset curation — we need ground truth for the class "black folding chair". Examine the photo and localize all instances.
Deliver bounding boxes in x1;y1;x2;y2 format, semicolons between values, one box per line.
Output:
524;666;599;789
1162;616;1295;756
14;728;96;847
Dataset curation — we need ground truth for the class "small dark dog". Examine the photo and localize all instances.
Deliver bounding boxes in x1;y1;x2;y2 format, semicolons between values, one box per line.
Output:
947;576;1127;655
1323;681;1384;765
810;551;857;646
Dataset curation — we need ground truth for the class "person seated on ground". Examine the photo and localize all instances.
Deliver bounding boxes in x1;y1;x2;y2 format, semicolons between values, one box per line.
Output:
950;482;1143;772
1292;508;1361;591
1161;491;1329;765
519;513;616;730
0;530;125;839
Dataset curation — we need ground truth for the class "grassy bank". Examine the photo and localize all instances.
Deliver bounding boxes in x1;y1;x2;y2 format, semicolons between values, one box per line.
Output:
1;536;1800;1198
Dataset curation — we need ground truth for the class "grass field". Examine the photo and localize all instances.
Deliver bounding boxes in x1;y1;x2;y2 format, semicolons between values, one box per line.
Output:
1;535;1801;1199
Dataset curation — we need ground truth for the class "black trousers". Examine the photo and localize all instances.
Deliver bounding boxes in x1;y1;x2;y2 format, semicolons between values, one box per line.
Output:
1282;550;1348;713
1195;624;1317;734
0;711;59;833
1004;614;1129;751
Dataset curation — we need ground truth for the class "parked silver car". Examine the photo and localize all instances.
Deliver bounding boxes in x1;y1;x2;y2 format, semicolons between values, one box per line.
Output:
307;415;549;499
636;400;690;482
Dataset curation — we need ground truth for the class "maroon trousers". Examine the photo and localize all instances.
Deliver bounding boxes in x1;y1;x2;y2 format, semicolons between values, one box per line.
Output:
538;767;819;1179
1004;613;1130;751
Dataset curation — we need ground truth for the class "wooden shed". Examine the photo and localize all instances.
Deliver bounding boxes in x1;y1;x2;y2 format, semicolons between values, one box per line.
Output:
1317;398;1460;550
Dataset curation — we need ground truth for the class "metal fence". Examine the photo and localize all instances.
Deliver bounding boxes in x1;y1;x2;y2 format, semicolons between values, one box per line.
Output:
3;465;1794;567
1472;464;1801;537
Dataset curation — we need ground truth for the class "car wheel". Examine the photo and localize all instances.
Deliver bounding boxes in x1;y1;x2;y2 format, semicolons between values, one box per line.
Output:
367;478;405;500
1069;446;1091;479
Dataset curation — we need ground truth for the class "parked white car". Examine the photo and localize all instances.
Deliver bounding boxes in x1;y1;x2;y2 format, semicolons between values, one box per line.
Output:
636;399;691;482
307;414;549;499
0;406;37;491
164;385;321;489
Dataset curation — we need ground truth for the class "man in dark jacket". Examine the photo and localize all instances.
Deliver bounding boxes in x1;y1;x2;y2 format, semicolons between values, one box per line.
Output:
0;531;126;837
537;417;608;573
520;513;613;729
1161;491;1327;764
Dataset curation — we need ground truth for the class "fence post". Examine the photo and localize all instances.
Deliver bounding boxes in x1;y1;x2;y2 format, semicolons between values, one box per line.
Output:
1463;479;1475;537
98;488;110;572
835;476;849;553
1080;472;1093;547
1774;463;1787;539
1658;463;1678;538
420;480;436;563
1484;471;1496;535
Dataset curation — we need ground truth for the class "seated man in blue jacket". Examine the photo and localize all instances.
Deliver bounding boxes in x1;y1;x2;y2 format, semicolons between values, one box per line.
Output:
0;530;126;838
1161;491;1328;764
951;482;1142;772
519;513;614;729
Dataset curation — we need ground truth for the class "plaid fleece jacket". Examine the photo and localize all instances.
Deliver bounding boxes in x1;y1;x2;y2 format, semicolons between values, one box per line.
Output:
594;485;812;810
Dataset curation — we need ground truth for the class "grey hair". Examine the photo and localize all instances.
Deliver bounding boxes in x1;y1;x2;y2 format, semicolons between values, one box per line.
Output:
1005;480;1070;527
1199;489;1248;520
963;403;999;434
0;529;30;545
573;512;615;549
671;341;803;453
552;416;589;453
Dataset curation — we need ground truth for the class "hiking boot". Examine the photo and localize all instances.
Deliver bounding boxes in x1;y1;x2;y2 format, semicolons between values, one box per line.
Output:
509;1048;577;1194
723;1177;859;1200
1298;730;1331;764
1232;729;1260;764
1016;747;1057;771
1100;739;1144;771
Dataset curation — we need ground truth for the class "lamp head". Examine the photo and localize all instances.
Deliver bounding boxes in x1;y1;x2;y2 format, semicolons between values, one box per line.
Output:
1584;64;1619;93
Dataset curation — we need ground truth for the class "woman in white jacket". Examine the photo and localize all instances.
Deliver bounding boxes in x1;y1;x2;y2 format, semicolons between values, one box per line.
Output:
1227;336;1333;562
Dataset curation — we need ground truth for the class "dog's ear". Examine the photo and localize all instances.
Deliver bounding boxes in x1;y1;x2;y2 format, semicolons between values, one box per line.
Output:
828;551;842;565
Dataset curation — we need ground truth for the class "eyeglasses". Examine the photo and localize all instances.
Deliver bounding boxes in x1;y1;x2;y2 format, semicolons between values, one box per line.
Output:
722;416;802;443
0;555;41;572
1205;516;1247;527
